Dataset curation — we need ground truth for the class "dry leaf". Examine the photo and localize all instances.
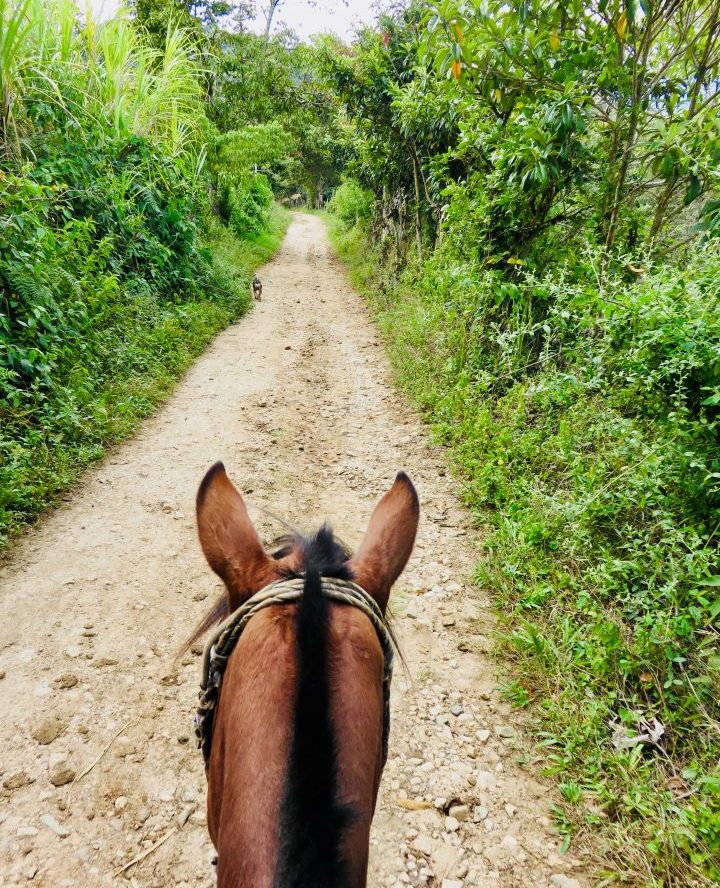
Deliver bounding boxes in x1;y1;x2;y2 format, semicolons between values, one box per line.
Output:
396;798;434;811
616;11;627;40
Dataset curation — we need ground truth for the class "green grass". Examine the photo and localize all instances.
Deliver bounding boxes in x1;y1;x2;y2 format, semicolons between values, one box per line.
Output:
0;207;290;553
327;214;720;887
299;207;328;218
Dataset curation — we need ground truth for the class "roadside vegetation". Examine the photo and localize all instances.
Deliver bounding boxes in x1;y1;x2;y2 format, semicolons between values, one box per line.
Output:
0;0;339;547
322;3;720;884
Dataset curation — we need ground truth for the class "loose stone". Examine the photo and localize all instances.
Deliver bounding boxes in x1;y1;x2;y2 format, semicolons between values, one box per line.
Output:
49;766;75;787
40;814;70;838
550;877;582;888
31;717;66;745
448;804;470;822
495;725;516;739
412;834;433;856
3;772;34;791
53;674;78;689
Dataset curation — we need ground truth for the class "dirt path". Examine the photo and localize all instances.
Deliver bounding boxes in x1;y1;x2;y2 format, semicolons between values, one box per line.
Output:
0;214;589;888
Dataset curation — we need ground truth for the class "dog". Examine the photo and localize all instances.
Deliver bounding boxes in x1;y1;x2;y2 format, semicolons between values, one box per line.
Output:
252;274;262;301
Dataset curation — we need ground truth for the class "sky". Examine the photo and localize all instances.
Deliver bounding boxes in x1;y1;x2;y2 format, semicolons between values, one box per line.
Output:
89;1;380;42
258;0;378;40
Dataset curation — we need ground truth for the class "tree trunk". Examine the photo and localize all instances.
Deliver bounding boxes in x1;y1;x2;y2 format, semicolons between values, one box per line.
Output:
411;151;423;261
603;15;653;256
647;176;678;245
263;0;282;38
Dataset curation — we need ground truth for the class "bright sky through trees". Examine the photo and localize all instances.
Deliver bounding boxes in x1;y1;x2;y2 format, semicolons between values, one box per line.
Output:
256;0;377;39
89;0;377;40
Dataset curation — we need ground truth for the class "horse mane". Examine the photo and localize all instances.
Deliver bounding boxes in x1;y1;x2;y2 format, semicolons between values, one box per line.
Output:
274;525;354;887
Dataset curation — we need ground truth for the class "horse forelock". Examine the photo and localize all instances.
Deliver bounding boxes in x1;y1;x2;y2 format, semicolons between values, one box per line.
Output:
181;526;349;656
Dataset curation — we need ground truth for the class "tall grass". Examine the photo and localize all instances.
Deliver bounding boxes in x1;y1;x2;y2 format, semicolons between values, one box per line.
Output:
0;2;291;548
0;0;204;162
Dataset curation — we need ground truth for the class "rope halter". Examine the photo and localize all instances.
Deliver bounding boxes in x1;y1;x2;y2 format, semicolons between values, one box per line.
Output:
194;576;395;770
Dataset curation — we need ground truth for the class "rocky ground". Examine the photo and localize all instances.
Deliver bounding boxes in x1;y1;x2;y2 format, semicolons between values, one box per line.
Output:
0;214;591;887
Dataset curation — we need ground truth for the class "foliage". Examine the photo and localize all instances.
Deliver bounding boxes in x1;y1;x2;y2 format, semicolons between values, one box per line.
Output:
327;179;373;227
131;0;232;50
207;26;345;206
330;201;720;883
0;0;290;547
210;122;286;237
213;121;290;175
0;208;289;548
322;1;720;878
420;0;720;256
222;172;274;239
322;0;720;264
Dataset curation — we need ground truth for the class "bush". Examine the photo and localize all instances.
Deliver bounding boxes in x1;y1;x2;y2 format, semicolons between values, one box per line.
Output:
0;207;290;548
0;132;216;384
0;2;289;548
223;173;274;240
329;211;720;884
328;179;374;228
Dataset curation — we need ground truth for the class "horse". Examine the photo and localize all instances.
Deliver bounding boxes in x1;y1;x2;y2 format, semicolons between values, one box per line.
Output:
188;461;419;888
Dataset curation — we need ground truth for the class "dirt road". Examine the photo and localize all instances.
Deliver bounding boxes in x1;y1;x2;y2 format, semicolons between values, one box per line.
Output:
0;214;589;887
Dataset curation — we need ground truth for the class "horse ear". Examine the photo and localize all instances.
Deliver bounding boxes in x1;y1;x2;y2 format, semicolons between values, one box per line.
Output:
350;472;419;612
196;462;274;610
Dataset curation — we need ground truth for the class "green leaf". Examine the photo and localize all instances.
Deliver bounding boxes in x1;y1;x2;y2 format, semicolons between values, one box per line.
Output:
709;599;720;621
683;173;702;206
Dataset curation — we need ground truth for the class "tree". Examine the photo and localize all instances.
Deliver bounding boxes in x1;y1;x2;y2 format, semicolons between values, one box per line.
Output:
422;0;720;256
261;0;284;37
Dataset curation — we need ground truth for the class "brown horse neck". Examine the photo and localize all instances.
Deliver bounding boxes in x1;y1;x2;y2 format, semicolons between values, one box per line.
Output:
207;602;385;888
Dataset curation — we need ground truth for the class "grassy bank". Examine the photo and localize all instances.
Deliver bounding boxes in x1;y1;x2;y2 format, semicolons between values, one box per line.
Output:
0;208;289;551
328;214;720;886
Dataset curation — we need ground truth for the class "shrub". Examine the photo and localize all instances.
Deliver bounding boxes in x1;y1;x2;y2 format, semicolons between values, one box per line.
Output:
328;179;374;228
225;174;274;240
329;210;720;884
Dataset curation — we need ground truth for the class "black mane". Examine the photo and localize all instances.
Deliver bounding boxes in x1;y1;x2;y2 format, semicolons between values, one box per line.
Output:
278;524;353;579
274;525;354;888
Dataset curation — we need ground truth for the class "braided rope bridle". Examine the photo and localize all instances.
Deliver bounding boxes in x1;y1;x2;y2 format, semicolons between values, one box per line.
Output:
194;576;394;770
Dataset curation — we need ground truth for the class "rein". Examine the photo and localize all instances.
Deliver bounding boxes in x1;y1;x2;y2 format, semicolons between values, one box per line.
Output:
194;576;395;771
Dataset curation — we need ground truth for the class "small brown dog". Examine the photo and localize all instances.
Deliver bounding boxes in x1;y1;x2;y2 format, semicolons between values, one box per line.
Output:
252;274;262;301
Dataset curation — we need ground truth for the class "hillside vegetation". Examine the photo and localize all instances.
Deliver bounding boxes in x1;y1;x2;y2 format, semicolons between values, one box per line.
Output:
321;2;720;884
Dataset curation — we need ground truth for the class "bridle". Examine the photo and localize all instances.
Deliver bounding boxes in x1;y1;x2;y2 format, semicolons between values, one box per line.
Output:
194;576;395;771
